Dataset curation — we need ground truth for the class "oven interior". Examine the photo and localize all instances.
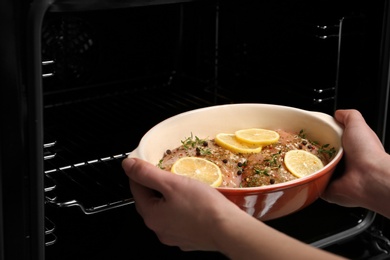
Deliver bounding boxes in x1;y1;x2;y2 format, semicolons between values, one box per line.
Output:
40;1;389;259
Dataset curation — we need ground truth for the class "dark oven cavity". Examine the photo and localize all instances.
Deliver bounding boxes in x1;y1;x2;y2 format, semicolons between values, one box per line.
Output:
39;1;387;259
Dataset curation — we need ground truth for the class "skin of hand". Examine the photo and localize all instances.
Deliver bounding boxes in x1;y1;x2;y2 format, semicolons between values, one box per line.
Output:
123;157;241;252
123;158;346;260
321;109;390;219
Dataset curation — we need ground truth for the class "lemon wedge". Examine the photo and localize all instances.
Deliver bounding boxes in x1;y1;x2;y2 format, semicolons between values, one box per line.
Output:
284;150;324;178
235;128;280;145
171;157;223;187
215;133;262;154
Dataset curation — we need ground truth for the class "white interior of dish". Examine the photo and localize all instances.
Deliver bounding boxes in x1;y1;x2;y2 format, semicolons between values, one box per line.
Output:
129;103;343;169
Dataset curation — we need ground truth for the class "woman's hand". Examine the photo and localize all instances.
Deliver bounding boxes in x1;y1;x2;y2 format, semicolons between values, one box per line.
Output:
321;109;390;218
122;157;240;252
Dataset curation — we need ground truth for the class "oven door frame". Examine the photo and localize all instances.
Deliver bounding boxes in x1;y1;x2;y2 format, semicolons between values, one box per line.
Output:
0;0;48;259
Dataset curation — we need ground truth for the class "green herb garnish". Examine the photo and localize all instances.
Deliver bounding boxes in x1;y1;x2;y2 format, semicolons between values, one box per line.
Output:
318;144;336;158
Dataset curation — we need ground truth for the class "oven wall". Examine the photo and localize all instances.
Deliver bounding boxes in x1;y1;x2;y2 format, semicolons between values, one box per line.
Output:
217;0;388;127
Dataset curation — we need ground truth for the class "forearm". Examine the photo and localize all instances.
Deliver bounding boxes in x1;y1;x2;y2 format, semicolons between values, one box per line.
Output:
363;153;390;219
214;211;346;260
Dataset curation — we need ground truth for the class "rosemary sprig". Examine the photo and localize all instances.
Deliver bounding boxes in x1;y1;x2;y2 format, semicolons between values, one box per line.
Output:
181;133;211;156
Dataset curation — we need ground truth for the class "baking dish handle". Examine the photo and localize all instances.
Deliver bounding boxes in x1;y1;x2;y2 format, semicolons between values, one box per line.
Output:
127;147;140;159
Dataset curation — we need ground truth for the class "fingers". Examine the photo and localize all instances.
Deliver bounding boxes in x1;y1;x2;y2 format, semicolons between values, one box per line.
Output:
334;109;364;126
122;158;169;215
122;157;172;193
335;109;384;150
128;179;151;216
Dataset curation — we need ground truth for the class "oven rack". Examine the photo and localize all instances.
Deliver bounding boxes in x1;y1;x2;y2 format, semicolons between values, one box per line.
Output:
40;81;232;248
41;70;237;217
44;152;134;215
38;93;231;254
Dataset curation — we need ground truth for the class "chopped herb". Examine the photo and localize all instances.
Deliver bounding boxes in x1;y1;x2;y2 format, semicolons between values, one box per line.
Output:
157;159;165;169
181;133;209;151
298;129;306;139
319;144;336;158
310;140;319;145
199;148;212;155
299;130;336;158
265;151;281;167
254;168;270;176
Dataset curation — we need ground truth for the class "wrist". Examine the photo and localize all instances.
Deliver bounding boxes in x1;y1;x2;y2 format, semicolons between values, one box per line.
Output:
211;208;255;258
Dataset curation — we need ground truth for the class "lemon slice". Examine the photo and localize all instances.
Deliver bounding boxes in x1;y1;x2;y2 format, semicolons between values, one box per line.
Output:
171;157;223;187
215;133;262;154
284;150;324;178
235;128;280;145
